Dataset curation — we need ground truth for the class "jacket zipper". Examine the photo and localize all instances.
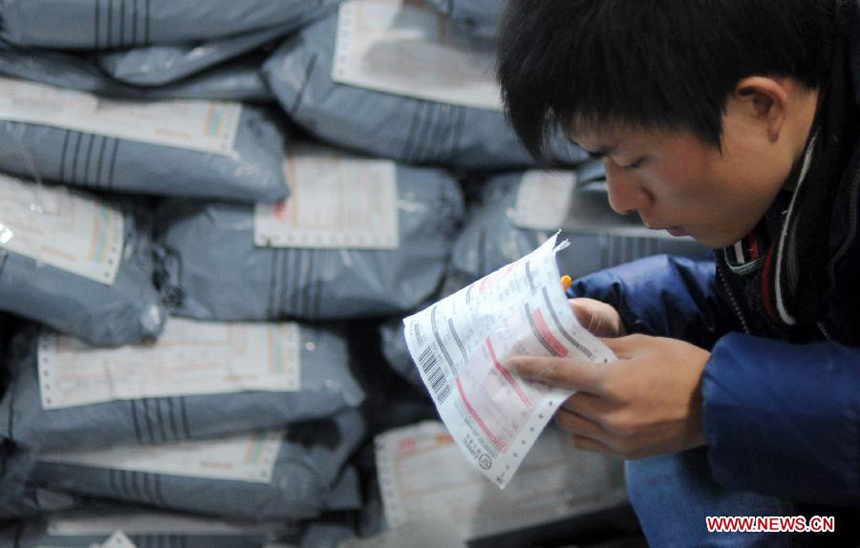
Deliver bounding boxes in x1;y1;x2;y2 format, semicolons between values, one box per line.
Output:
717;259;750;335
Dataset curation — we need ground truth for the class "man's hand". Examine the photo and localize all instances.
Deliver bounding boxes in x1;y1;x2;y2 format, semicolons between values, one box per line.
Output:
509;335;709;460
568;298;627;338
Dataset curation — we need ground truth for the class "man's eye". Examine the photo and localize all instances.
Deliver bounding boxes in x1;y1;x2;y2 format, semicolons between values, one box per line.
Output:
623;158;645;170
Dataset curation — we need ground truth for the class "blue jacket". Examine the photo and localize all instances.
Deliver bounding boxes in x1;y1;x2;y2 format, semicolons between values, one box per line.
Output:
568;4;860;509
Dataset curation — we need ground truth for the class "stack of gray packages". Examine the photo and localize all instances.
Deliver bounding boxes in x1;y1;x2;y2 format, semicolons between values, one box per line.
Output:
32;410;365;520
1;515;277;548
0;1;345;101
0;0;342;49
0;324;363;449
0;321;366;520
0;86;289;202
0;179;165;347
1;506;358;547
262;4;586;169
0;38;276;102
157;145;464;322
0;0;378;539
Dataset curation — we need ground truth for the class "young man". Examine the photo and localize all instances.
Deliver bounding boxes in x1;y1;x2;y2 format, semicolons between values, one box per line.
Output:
497;1;859;545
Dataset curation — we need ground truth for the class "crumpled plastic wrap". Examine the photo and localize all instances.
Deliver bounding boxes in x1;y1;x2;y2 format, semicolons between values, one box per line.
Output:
0;444;77;519
0;88;289;202
0;41;274;102
156;162;464;321
262;9;586;169
94;26;292;87
380;315;423;388
32;409;366;520
0;191;165;347
0;0;343;50
0;324;365;451
450;172;709;284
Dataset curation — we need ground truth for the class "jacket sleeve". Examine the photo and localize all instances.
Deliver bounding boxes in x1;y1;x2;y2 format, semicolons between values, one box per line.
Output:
703;334;860;505
567;254;739;349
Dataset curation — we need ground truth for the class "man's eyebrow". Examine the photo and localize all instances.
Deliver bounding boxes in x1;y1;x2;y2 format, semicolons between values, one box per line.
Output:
578;145;615;159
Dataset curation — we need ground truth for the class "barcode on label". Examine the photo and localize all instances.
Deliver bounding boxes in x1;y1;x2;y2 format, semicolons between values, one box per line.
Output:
418;346;451;404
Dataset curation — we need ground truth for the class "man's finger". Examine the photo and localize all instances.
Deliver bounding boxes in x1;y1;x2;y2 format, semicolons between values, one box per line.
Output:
561;392;616;422
600;334;645;359
508;355;603;392
571;433;614;456
555;407;606;441
568;300;594;330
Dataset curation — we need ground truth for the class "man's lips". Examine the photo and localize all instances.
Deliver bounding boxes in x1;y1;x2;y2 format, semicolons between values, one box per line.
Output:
645;221;690;237
665;227;689;237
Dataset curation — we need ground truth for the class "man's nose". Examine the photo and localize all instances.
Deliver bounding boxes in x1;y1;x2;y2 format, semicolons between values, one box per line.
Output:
604;160;650;216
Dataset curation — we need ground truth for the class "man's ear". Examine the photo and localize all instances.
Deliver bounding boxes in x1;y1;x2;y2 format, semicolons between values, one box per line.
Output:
732;76;791;142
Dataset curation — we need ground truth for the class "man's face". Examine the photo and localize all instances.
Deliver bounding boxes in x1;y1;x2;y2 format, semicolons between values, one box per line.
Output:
570;111;795;249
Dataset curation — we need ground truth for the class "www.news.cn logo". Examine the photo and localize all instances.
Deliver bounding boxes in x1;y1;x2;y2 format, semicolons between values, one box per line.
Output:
706;515;836;534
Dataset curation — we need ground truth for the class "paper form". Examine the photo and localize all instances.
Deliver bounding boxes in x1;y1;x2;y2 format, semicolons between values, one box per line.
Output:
37;430;284;484
0;76;241;157
332;0;502;111
376;421;626;540
403;233;615;488
38;318;301;410
512;171;577;231
254;146;399;250
0;173;123;285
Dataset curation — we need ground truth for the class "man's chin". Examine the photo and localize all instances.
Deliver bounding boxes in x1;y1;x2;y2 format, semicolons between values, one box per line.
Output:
693;233;738;250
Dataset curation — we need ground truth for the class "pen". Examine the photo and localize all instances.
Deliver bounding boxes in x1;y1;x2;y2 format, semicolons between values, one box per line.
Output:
561;275;573;291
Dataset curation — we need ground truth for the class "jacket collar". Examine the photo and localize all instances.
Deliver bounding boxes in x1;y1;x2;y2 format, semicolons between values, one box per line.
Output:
721;0;859;335
844;0;860;108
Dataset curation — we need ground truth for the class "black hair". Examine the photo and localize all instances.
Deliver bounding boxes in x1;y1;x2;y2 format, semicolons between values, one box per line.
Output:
497;0;837;159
